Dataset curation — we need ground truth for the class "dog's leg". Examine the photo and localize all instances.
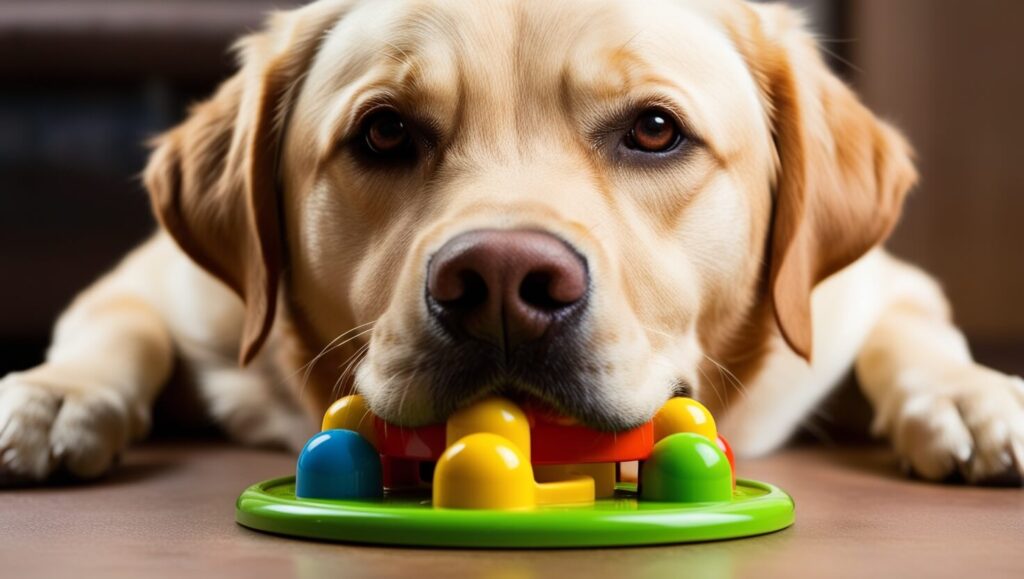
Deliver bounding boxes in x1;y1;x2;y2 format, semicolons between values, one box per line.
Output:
192;360;316;454
721;252;894;456
0;238;175;483
856;255;1024;483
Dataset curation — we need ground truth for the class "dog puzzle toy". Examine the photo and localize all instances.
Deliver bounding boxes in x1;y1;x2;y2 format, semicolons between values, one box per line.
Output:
235;395;794;548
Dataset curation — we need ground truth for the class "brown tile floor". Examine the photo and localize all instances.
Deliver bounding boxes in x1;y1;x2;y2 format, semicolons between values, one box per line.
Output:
2;441;1022;579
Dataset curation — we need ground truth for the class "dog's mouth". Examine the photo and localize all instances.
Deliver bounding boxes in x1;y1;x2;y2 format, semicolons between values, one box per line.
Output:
405;313;619;428
370;324;680;432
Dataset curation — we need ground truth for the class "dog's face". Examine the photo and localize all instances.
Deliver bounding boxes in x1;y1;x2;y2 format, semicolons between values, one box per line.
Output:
146;0;914;429
281;0;775;428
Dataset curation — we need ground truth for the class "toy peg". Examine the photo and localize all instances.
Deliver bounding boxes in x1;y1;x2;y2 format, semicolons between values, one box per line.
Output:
445;396;530;459
322;395;377;448
653;397;717;442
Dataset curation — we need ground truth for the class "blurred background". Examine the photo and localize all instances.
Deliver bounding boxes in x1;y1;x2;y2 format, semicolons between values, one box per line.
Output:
1;0;1022;383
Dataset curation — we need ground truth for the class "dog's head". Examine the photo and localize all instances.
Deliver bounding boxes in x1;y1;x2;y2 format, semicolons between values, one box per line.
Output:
145;0;915;429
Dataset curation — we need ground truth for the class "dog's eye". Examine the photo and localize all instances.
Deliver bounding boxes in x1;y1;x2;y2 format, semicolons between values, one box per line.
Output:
362;109;412;156
624;109;682;153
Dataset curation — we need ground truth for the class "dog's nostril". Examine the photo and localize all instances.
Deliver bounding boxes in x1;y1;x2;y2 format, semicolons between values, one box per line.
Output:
451;270;488;309
519;271;563;311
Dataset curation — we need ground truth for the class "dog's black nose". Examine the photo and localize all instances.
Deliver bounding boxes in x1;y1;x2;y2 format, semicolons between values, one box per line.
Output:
426;230;588;350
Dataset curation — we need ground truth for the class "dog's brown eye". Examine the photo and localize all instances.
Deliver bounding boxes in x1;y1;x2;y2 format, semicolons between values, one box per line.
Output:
363;110;411;155
625;109;681;152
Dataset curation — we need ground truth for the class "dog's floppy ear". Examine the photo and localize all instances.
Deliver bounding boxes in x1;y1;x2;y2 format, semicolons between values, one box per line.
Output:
736;4;918;361
144;2;354;365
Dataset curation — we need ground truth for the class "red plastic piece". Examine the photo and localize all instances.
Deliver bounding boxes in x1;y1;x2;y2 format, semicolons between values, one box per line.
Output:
716;434;736;488
375;421;445;461
531;419;654;465
374;408;656;466
381;456;421;489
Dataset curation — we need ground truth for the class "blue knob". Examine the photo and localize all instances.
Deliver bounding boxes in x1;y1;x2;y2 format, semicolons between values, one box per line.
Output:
296;429;382;499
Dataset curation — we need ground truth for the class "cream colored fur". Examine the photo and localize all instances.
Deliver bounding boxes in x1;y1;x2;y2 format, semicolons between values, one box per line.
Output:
1;0;1021;485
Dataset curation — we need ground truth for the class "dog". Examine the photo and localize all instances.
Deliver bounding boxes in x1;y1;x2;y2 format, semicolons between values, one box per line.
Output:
2;0;1022;486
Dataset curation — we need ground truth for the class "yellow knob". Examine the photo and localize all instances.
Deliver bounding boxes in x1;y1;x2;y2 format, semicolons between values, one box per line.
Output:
654;397;717;442
322;395;377;448
446;397;531;460
433;433;536;510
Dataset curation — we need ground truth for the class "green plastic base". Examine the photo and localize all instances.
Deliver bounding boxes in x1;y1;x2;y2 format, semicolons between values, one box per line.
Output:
235;477;795;548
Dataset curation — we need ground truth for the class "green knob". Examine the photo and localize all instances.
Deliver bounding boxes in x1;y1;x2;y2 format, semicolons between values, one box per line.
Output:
640;433;733;503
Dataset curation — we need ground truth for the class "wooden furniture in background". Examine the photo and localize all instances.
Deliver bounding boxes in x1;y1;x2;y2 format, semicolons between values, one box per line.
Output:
850;0;1024;345
0;2;289;372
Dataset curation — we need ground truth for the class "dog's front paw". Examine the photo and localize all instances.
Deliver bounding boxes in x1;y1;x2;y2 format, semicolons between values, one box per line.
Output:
0;371;145;484
877;366;1024;484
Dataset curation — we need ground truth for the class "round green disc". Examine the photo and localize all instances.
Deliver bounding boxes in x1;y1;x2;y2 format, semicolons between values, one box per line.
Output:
236;477;794;548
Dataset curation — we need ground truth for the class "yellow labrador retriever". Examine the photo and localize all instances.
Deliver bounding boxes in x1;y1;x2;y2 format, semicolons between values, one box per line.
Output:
2;0;1022;485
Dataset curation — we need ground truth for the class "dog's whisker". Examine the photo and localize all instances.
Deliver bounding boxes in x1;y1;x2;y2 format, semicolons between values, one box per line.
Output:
696;364;726;411
286;320;378;395
343;344;372;396
315;325;374;374
296;323;377;407
356;406;376;433
289;320;378;382
323;326;377;368
396;368;417;425
372;371;406;440
331;342;372;402
345;341;372;377
328;371;347;407
329;344;368;403
702;352;751;403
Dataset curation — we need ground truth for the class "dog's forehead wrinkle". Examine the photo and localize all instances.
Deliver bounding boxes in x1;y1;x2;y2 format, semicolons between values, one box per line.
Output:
361;2;631;119
310;0;758;134
303;0;759;169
